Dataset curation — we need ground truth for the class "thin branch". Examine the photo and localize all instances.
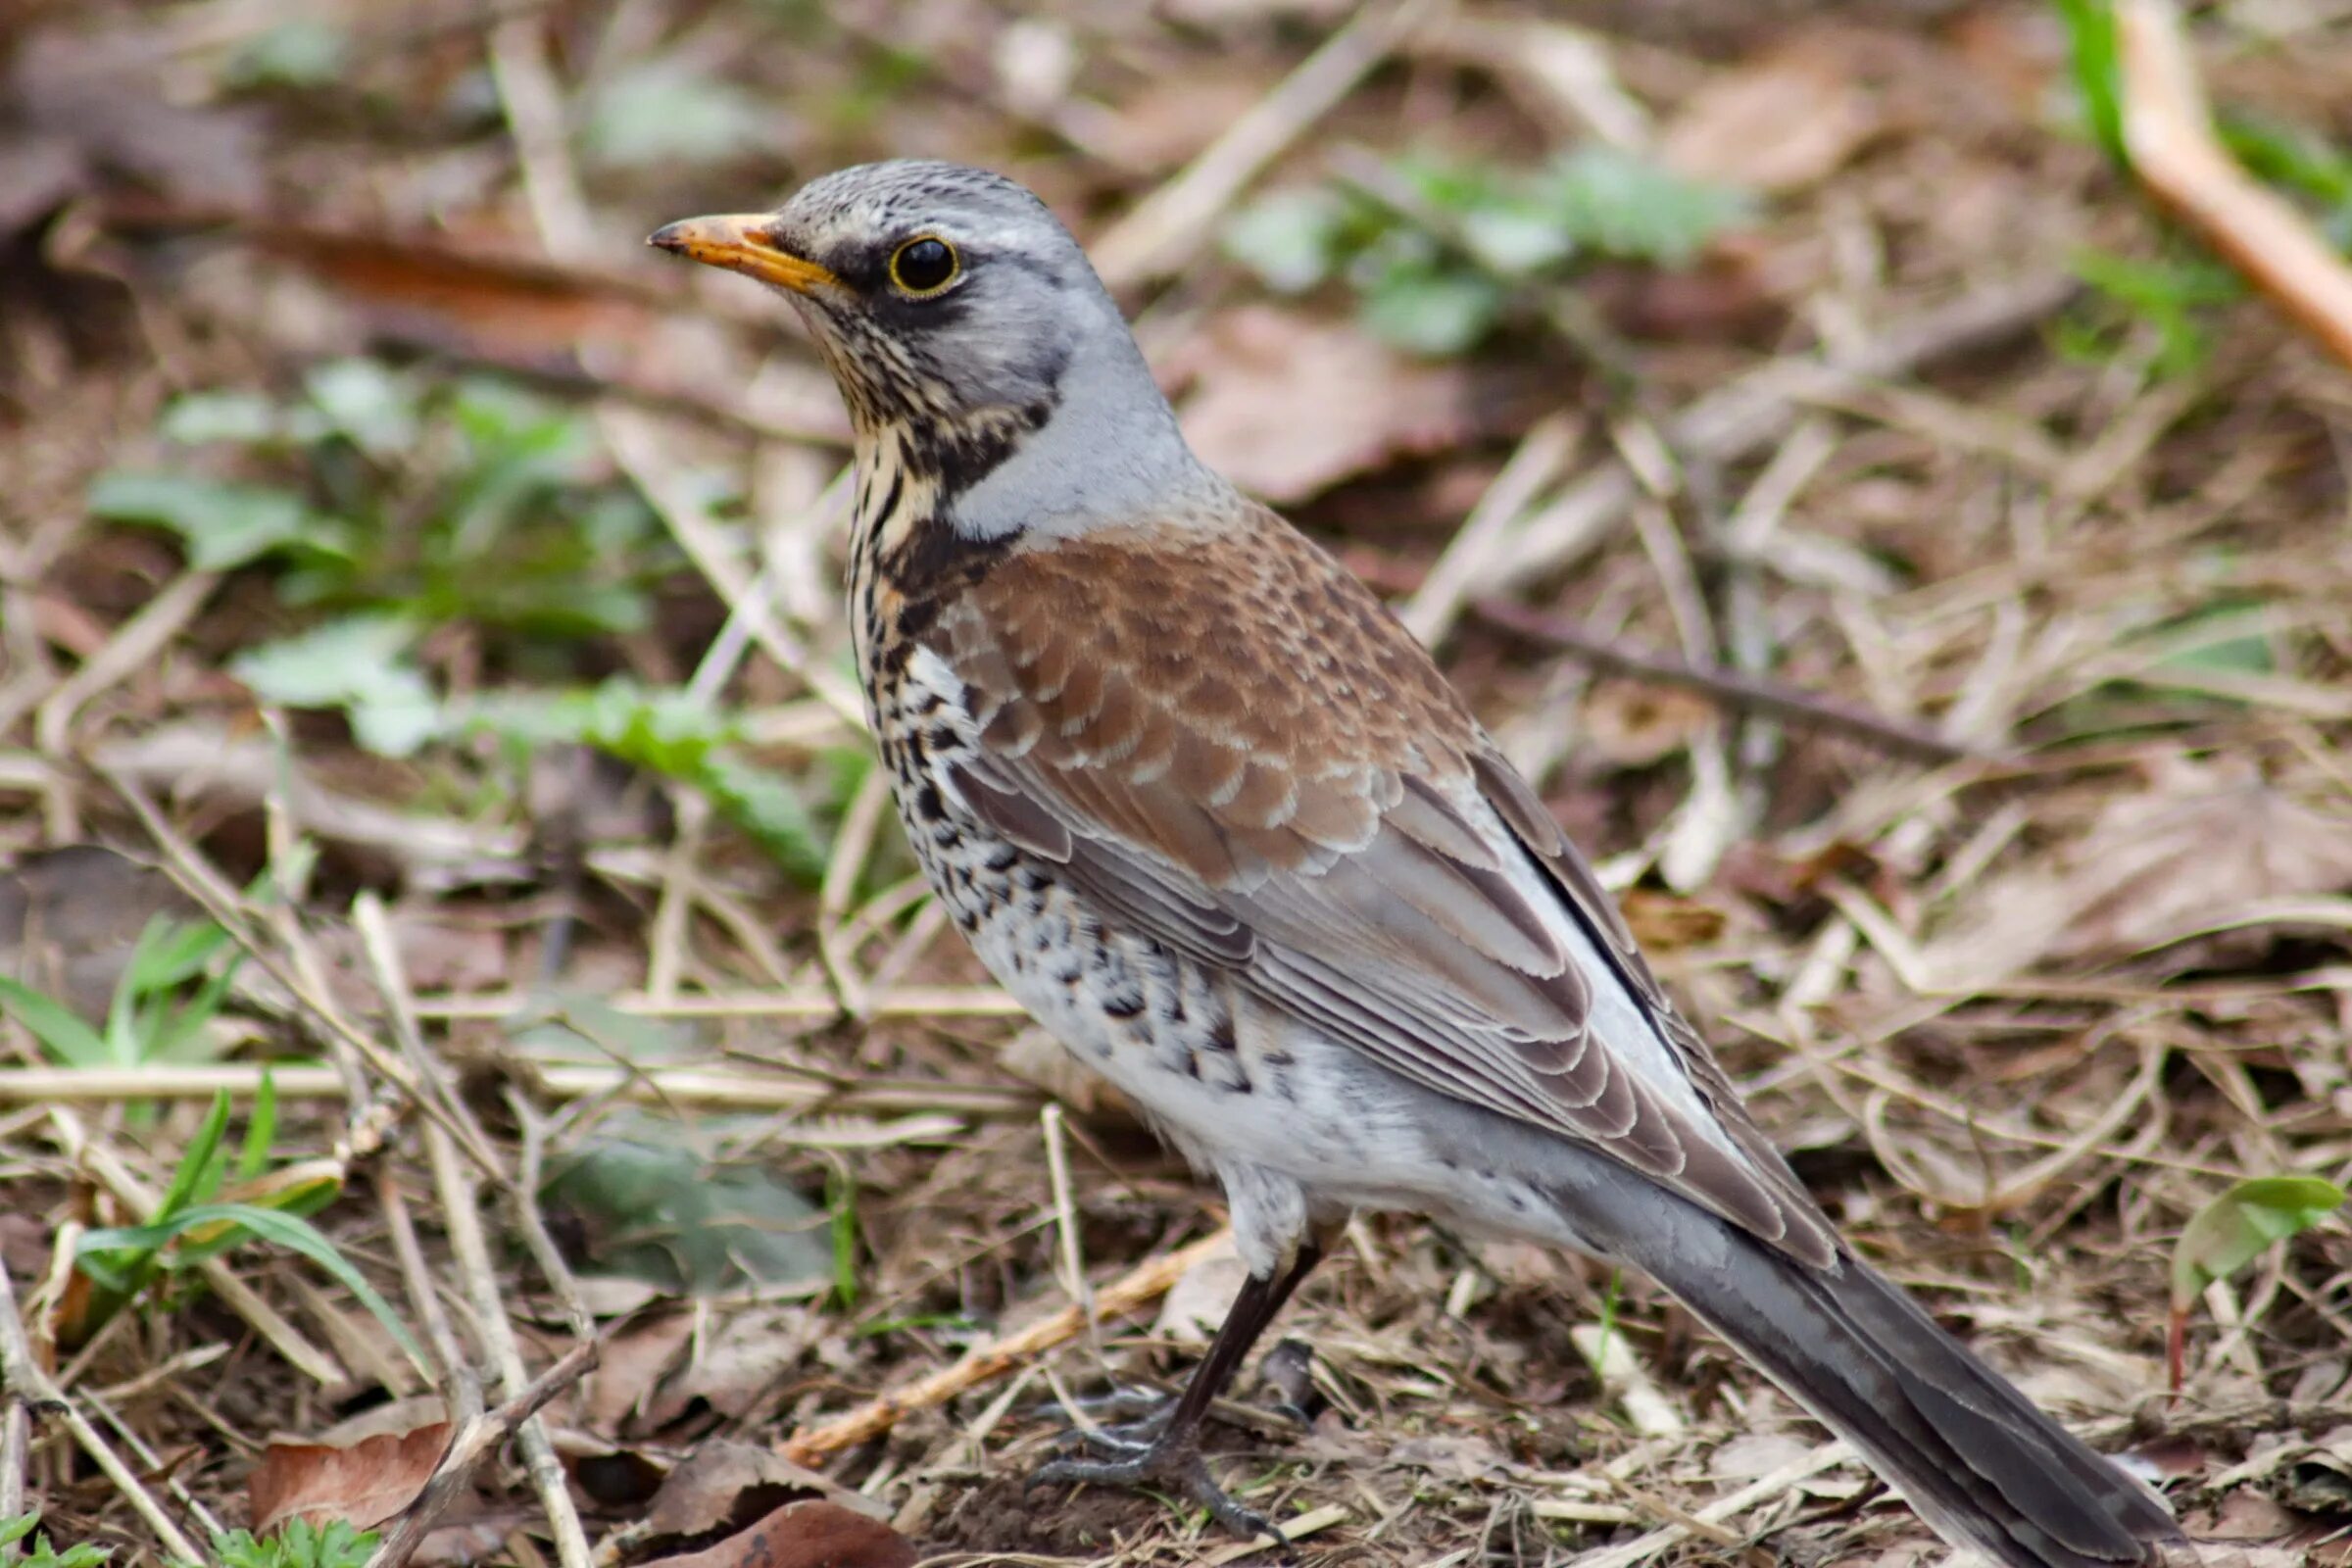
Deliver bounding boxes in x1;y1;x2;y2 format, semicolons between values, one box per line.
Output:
1470;598;1985;764
1089;0;1440;288
0;1064;1038;1130
1424;270;2080;642
783;1229;1233;1464
365;1342;597;1568
2118;0;2352;371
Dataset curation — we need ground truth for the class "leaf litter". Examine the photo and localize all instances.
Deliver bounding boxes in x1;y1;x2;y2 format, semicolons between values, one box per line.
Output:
1;3;2350;1567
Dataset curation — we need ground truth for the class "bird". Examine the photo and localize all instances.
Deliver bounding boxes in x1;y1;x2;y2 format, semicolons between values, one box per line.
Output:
650;161;2190;1568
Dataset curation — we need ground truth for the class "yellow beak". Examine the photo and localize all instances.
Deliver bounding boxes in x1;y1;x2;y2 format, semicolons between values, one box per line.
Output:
647;214;841;294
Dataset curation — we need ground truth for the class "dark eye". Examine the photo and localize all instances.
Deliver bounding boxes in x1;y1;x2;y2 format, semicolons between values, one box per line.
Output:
889;236;958;295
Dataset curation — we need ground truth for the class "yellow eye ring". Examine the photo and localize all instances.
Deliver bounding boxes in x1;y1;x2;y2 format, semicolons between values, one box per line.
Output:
889;235;960;296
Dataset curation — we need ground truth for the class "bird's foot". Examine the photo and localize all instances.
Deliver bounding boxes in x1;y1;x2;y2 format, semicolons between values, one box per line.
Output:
1026;1427;1284;1547
1029;1384;1178;1448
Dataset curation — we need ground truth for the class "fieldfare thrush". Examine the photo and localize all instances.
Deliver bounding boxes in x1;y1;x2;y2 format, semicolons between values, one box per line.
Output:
652;162;2188;1568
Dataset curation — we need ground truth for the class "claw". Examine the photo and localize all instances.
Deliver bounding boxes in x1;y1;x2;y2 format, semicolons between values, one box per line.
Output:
1027;1433;1286;1547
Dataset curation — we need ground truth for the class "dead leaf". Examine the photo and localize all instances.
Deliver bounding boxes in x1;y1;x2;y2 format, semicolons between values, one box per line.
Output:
642;1443;883;1553
0;844;198;1020
297;1396;452;1449
640;1305;819;1430
1922;758;2352;985
1173;307;1476;504
1618;888;1726;953
248;1421;453;1534
2198;1489;2301;1543
581;1310;696;1433
1661;42;1880;193
1580;680;1718;768
640;1499;915;1568
2;24;262;236
2050;759;2352;959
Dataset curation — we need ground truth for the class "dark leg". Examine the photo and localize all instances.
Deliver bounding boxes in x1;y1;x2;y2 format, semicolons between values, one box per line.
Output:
1029;1243;1321;1543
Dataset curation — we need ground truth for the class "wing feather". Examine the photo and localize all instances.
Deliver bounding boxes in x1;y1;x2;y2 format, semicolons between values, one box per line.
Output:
933;514;1837;1265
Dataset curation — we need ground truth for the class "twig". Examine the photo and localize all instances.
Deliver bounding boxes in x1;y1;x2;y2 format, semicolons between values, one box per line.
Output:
356;893;593;1568
783;1229;1234;1464
0;1256;207;1562
1562;1439;1855;1568
2117;0;2352;371
1089;0;1440;289
364;1342;597;1568
413;985;1023;1020
1400;414;1580;645
1427;271;2079;641
376;1164;483;1427
97;766;499;1174
0;1063;1040;1119
1469;599;1983;763
32;569;220;838
504;1092;599;1385
1039;1104;1097;1362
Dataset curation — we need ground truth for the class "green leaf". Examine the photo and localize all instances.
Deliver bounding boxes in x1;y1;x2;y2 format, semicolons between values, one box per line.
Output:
0;977;108;1067
304;359;419;458
223;19;349;89
238;1070;279;1182
2053;0;2127;168
1546;145;1750;267
1222;189;1349;294
159;391;289;447
205;1523;375;1568
1459;203;1576;276
539;1135;834;1297
449;680;831;880
826;1163;859;1312
79;1202;426;1371
2172;1175;2346;1308
123;915;230;995
229;616;442;757
1356;257;1503;356
87;473;316;570
155;1093;236;1221
0;1516;38;1549
699;750;830;883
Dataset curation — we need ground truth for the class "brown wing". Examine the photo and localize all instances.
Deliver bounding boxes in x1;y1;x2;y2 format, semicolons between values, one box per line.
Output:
931;510;1837;1266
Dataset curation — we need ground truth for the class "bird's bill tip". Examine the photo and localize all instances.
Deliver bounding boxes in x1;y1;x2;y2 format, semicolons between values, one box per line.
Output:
647;214;840;294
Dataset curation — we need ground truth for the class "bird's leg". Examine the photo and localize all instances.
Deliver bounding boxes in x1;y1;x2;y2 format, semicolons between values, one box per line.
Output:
1028;1244;1321;1543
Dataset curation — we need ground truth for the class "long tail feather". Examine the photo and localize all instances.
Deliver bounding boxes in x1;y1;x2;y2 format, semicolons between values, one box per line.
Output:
1558;1185;2186;1568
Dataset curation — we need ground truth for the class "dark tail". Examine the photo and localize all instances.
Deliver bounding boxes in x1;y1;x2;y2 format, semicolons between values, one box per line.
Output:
1568;1189;2187;1568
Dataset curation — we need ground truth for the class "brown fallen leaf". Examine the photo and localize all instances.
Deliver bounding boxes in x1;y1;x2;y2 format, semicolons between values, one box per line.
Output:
1920;757;2352;986
640;1500;915;1568
1660;38;1881;194
639;1306;821;1431
581;1310;697;1434
642;1443;883;1550
1;24;262;236
0;844;198;1021
90;202;662;369
1580;680;1719;769
249;1421;453;1535
1618;888;1727;953
1172;306;1477;504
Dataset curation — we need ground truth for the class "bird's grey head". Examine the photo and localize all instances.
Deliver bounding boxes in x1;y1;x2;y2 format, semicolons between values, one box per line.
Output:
652;160;1219;542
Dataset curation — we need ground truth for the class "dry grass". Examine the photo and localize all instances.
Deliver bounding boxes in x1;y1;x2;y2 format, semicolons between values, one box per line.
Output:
1;2;2349;1566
